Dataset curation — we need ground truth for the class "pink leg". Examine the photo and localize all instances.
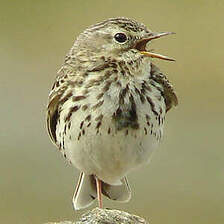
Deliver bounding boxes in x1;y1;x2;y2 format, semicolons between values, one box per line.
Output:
95;176;103;208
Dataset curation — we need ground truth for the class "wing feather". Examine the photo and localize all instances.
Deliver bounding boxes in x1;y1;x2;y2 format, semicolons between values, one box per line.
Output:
150;63;178;112
47;93;62;145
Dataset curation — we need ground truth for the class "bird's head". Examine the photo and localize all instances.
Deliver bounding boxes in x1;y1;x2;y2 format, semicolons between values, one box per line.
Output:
72;17;175;63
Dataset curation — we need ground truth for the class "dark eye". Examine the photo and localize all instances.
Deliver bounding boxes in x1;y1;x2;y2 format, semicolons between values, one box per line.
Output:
114;33;127;43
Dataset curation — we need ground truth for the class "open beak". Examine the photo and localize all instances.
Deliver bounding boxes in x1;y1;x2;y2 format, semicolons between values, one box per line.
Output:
134;32;175;61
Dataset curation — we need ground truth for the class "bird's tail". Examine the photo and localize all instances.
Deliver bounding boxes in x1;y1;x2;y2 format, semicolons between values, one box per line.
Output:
72;172;131;210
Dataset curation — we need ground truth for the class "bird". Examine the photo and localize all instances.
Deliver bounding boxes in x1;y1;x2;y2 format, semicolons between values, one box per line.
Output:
46;17;178;210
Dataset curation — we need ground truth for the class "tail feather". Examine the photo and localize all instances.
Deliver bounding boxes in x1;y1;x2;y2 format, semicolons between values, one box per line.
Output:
72;173;96;210
102;177;131;202
72;173;131;210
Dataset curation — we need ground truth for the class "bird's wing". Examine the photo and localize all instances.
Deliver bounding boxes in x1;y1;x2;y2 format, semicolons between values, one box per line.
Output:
46;71;69;146
47;93;61;146
150;63;178;112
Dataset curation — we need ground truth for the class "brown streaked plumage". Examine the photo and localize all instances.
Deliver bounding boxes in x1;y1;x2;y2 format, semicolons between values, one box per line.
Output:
46;17;178;210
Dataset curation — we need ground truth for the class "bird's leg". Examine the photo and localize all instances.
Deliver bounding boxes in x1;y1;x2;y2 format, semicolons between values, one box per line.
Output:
95;176;103;208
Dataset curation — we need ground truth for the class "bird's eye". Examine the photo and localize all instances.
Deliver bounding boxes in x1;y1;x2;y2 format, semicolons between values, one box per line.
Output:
114;33;127;43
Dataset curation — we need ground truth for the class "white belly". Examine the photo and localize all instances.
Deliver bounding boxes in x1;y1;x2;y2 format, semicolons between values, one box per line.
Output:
66;123;160;185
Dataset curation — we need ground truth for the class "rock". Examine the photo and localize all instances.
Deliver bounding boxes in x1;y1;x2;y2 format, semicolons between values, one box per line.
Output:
46;208;149;224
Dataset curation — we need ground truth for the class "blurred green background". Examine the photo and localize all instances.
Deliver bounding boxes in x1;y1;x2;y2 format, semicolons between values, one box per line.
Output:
0;0;224;223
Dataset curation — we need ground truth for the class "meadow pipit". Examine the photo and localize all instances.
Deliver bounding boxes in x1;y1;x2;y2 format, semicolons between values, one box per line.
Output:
47;17;178;210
